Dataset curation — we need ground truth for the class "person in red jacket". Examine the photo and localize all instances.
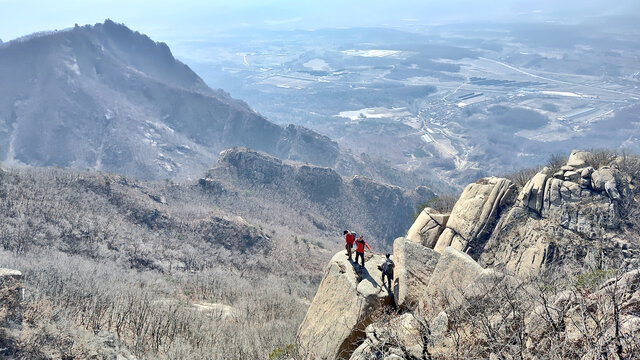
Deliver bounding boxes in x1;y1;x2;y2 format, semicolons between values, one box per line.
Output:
354;235;371;267
344;230;355;261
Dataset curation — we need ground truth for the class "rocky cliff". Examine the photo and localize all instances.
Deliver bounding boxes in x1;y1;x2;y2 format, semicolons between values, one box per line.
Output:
296;150;640;359
202;147;435;243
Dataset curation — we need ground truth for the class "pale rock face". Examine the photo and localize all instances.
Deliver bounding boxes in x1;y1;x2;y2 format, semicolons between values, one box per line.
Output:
564;170;581;183
433;177;516;257
591;170;605;191
518;169;550;214
406;208;449;248
579;177;591;188
566;150;590;167
297;251;393;360
0;268;22;279
392;237;440;308
433;228;460;254
599;166;622;200
422;247;485;318
580;166;594;178
473;149;637;275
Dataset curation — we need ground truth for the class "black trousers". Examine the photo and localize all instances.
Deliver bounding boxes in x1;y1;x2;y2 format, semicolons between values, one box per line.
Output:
382;272;393;290
355;252;365;266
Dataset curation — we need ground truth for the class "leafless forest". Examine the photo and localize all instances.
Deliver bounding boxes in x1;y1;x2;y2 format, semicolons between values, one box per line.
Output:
0;167;329;359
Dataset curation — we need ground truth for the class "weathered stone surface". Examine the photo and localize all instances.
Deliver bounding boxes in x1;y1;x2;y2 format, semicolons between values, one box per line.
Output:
561;165;575;171
566;150;591;168
392;237;440;308
518;170;549;214
390;314;424;359
433;228;457;254
0;268;22;279
384;355;404;360
433;177;516;256
297;251;392;360
481;182;622;276
406;208;449;248
591;170;604;191
198;177;224;194
579;178;591;188
349;325;378;360
580;166;594;178
462;268;508;299
544;178;562;209
564;170;580;183
599;166;621;200
422;247;485;317
429;311;449;344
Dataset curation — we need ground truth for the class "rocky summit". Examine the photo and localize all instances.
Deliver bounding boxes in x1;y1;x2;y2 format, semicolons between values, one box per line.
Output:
296;150;640;359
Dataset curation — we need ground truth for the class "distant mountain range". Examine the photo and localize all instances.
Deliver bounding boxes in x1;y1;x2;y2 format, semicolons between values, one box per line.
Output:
0;20;419;186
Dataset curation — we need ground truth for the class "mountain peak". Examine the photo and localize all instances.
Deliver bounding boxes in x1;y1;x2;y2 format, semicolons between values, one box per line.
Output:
0;21;374;182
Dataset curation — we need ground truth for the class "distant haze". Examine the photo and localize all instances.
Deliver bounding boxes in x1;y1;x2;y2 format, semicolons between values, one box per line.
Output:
1;0;639;43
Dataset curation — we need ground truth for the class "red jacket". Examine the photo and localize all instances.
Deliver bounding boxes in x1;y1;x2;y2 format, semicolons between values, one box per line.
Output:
355;239;371;253
345;233;355;245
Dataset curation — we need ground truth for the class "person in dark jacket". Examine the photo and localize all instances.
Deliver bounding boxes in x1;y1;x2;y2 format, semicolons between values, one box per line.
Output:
380;253;394;292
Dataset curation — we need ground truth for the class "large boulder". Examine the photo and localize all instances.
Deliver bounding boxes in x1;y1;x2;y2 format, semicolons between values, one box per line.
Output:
566;150;590;168
599;166;622;201
392;237;440;308
433;177;516;257
406;208;449;248
297;251;393;360
518;169;550;214
422;247;485;318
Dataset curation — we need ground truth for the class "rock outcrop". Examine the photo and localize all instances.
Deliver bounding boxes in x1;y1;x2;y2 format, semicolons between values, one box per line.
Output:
406;208;449;248
296;251;393;360
297;150;640;359
422;247;485;317
392;237;440;308
433;177;516;257
481;150;632;275
207;147;435;243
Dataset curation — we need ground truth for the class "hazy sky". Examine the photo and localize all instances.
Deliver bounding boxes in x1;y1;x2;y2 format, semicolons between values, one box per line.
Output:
1;0;639;42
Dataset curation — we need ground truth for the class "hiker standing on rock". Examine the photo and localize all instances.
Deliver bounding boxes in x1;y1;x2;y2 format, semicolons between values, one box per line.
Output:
354;235;371;267
380;254;394;292
344;230;356;261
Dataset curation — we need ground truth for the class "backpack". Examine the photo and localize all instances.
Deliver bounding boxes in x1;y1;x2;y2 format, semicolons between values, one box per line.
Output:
351;232;357;240
382;259;394;274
